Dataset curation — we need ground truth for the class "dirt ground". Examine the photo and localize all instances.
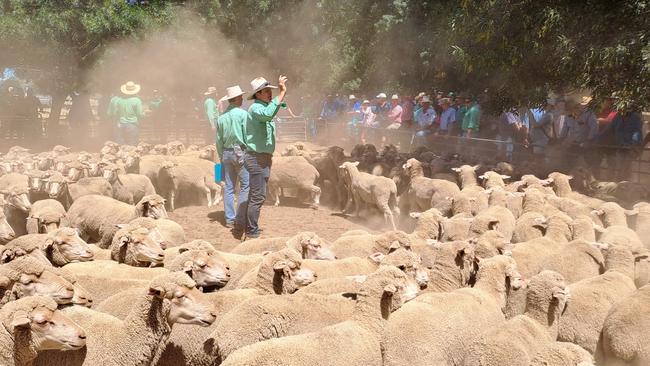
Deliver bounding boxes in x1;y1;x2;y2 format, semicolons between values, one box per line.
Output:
168;199;377;252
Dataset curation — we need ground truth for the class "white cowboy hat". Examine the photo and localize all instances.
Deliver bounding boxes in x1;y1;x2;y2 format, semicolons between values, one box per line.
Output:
362;100;371;104
204;86;217;96
120;81;141;95
219;85;246;102
391;94;399;100
376;93;387;99
248;77;277;100
349;94;356;100
421;96;432;103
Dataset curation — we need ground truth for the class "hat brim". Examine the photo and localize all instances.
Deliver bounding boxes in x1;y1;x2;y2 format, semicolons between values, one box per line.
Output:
120;84;141;95
219;92;246;103
248;85;278;100
204;91;217;96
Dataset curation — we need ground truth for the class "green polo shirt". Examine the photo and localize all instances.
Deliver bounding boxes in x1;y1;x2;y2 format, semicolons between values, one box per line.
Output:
245;97;286;154
216;105;248;160
204;97;219;128
462;103;480;131
113;96;144;124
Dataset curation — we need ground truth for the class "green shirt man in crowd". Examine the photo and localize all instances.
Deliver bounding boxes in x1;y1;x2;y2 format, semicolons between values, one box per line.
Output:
107;81;144;146
216;85;250;231
462;98;481;138
232;75;287;239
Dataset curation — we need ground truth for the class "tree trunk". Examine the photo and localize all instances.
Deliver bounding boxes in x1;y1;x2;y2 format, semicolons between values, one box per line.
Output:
47;94;66;139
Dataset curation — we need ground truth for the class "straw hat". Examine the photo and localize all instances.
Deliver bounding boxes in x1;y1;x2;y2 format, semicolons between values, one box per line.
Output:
219;85;246;102
349;94;357;100
421;96;431;104
362;100;371;104
204;86;217;96
120;81;141;95
248;77;277;100
376;93;387;99
579;96;593;106
391;94;399;100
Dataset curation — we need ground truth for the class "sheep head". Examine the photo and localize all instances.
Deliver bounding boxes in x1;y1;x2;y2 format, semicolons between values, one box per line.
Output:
402;158;424;178
0;210;15;244
115;226;165;266
147;273;216;327
1;296;86;351
3;257;75;305
0;188;31;212
295;232;336;260
381;248;429;290
137;194;168;219
357;266;418;319
175;250;231;290
44;228;94;264
166;141;185;156
153;144;168;155
101;162;120;182
525;270;570;332
44;173;68;199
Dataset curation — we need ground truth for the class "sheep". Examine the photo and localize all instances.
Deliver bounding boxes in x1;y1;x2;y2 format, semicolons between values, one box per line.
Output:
66;194;167;248
461;271;571;366
45;172;113;209
592;201;631;228
128;217;186;248
166;249;231;290
0;296;86;366
0;202;16;244
558;244;639;354
469;205;516;242
233;248;316;294
329;230;411;258
219;266;417;366
181;144;218;162
35;272;217;366
166;140;186;155
512;211;548;243
530;342;595;366
521;188;562;217
540;240;607;284
424;240;478;292
383;255;525;366
572;214;597;241
267;156;321;208
65;160;91;182
25;169;52;201
547;171;605;209
101;162;156;204
401;158;460;214
1;227;94;266
0;180;32;237
339;161;399;230
597;283;650;365
157;158;222;210
230;232;336;260
630;202;650;249
26;199;67;234
451;164;481;189
0;256;75;306
472;229;513;259
110;225;165;267
122;150;140;173
304;146;347;208
479;170;510;189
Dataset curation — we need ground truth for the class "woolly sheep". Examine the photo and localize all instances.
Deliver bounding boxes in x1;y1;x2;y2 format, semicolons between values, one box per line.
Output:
268;156;321;208
461;271;571;366
451;164;481;189
0;202;16;244
127;216;186;248
234;248;316;294
558;244;639;354
339;161;399;230
231;232;336;260
0;296;86;366
0;256;75;306
424;240;478;292
479;170;510;189
512;211;548;243
110;225;165;267
157;158;222;211
530;342;595;366
166;249;231;290
1;227;94;266
597;283;650;365
36;272;216;366
383;255;525;366
402;158;460;214
592;201;631;228
329;230;411;258
539;240;607;284
45;172;113;209
101;162;156;204
220;266;417;366
469;205;516;242
26;199;67;234
67;194;167;248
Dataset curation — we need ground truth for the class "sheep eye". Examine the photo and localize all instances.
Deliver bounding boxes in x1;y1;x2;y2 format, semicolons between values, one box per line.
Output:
398;265;406;271
35;319;47;325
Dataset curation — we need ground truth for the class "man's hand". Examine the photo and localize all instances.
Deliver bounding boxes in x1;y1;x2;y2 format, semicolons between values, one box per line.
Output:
278;75;288;92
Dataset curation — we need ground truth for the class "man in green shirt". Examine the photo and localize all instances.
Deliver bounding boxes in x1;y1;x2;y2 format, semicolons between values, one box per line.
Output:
216;85;250;230
462;98;481;138
110;81;144;146
204;86;219;144
238;75;287;239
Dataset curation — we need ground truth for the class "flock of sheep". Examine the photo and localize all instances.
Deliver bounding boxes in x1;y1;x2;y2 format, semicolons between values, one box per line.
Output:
0;139;648;366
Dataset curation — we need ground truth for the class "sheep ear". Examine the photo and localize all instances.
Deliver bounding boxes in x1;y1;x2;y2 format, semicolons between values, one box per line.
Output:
148;286;166;299
500;175;510;180
591;209;604;216
43;237;55;250
383;284;397;295
9;311;31;331
624;209;639;216
389;240;401;250
567;175;573;180
0;249;15;263
0;275;11;289
118;236;130;247
341;292;358;300
368;252;385;263
182;260;194;272
478;175;486;180
472;165;481;170
451;167;461;172
273;260;288;272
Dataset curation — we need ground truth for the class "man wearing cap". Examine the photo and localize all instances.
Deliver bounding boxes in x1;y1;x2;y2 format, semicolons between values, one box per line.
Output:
110;81;144;146
437;98;456;135
204;86;219;143
414;96;436;138
216;85;250;230
373;93;391;124
238;75;288;239
386;94;402;129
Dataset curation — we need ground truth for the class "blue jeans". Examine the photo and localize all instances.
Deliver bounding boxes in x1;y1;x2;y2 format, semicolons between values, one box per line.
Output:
240;151;272;235
223;147;249;226
117;123;139;146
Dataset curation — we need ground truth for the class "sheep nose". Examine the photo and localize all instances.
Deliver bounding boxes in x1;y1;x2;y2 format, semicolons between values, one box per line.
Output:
78;334;87;340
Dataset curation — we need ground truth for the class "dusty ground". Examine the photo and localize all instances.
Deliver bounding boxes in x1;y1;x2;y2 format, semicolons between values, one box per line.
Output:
168;199;377;252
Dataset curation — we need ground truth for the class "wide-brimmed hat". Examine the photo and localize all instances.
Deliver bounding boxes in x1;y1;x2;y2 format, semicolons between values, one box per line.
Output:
248;77;278;100
376;93;387;99
204;86;217;96
120;81;141;95
579;96;592;106
391;94;399;100
349;94;357;100
362;99;371;104
219;85;246;102
421;96;431;104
